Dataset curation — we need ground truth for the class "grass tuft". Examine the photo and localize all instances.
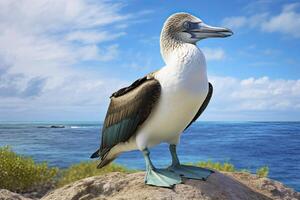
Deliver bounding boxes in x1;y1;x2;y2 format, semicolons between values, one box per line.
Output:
256;166;269;178
196;160;269;178
0;146;58;192
196;160;235;172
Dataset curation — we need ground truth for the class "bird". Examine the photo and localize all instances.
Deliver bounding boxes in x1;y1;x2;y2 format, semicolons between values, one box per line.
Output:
91;12;233;188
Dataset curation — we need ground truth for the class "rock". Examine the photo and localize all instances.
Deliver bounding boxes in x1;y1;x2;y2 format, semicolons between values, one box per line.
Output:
227;172;300;200
0;189;32;200
21;181;56;199
49;125;64;128
41;171;300;200
37;125;65;129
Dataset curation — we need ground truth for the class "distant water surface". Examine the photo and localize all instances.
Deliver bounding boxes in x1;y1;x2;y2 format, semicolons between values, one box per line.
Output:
0;121;299;191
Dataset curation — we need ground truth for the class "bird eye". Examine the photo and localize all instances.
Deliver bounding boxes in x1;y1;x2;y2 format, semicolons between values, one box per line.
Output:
183;21;190;29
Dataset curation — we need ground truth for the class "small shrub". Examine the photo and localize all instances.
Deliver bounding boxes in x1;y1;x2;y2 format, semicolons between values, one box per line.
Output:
223;162;235;172
256;166;269;178
0;146;58;192
57;161;133;187
196;160;235;172
196;160;268;178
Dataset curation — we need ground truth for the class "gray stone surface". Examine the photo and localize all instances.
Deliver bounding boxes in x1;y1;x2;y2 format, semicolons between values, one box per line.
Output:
41;172;300;200
0;189;32;200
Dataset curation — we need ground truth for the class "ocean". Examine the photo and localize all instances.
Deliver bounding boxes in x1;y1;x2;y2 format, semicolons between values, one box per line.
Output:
0;121;299;191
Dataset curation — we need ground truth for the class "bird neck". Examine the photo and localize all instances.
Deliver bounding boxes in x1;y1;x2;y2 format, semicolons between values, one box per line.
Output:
161;35;204;67
160;29;207;83
160;30;184;64
160;32;204;67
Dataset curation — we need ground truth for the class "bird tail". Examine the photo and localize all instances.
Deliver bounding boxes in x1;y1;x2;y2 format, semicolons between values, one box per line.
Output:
90;148;118;168
90;149;100;158
97;157;116;168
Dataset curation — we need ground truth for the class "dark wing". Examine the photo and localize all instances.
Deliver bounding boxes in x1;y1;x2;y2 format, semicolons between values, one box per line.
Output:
184;82;213;130
91;75;161;164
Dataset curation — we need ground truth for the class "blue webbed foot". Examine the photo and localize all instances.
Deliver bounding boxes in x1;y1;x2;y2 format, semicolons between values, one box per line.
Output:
142;148;182;188
145;167;182;188
168;144;213;180
168;164;213;180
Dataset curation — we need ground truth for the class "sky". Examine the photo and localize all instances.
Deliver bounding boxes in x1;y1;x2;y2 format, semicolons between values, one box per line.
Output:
0;0;300;121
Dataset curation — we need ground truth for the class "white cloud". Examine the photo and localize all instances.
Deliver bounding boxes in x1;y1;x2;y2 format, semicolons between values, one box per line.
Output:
0;0;134;120
202;48;226;61
78;44;119;61
65;31;126;44
262;3;300;38
222;16;247;29
0;0;129;33
209;76;300;113
222;3;300;38
222;14;268;30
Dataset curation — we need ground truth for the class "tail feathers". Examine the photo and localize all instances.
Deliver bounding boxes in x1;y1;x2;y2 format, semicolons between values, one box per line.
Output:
90;148;110;159
90;149;100;158
91;149;117;168
97;150;118;168
97;157;115;168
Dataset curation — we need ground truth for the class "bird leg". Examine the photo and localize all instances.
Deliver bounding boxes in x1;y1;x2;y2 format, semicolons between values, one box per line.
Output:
142;148;181;188
167;144;213;180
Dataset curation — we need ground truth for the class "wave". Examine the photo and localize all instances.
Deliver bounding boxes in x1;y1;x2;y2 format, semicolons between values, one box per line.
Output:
70;126;80;129
69;126;100;129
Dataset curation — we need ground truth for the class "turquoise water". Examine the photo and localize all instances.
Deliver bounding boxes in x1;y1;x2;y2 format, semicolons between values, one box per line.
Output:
0;121;299;191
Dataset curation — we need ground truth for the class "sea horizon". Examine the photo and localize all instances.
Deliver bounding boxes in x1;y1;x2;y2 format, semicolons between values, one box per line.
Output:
1;120;300;123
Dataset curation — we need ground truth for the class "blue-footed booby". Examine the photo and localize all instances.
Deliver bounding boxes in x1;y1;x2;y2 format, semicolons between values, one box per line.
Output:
91;12;233;187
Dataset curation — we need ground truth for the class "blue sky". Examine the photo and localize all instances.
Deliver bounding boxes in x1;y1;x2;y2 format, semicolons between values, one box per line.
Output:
0;0;299;121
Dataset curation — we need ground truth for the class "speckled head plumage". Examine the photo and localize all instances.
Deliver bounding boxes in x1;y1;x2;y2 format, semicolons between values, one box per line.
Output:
160;12;233;62
161;13;198;38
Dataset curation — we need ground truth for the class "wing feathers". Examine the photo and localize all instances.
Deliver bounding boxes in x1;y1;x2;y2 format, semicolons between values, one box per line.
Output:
184;82;213;130
92;76;161;163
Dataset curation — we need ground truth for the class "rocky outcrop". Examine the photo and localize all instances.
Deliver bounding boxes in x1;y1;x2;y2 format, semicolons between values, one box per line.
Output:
40;172;300;200
1;172;299;200
0;189;32;200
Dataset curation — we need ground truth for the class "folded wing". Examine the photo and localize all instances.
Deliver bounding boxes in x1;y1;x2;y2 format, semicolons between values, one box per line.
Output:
184;82;213;130
91;75;161;167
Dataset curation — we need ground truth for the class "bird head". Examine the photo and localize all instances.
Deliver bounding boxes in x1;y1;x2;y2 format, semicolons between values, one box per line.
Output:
161;12;233;44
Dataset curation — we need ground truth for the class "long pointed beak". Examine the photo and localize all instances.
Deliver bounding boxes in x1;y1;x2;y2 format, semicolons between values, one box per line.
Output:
188;22;233;40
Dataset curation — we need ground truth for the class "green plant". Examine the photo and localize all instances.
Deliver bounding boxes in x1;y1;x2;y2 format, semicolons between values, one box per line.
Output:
196;160;235;172
256;166;269;178
0;146;58;192
57;161;133;187
196;160;268;178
